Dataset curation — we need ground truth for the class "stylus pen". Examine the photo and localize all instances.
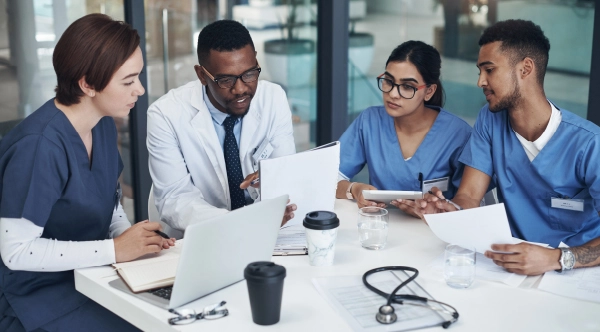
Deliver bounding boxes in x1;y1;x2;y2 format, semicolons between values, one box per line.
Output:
154;230;171;239
427;190;463;211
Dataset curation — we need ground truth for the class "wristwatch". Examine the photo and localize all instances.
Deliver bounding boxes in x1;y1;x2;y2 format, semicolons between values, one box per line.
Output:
557;248;575;272
346;182;356;200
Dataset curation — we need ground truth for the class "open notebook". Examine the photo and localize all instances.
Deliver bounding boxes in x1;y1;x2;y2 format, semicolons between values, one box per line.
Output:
112;239;183;293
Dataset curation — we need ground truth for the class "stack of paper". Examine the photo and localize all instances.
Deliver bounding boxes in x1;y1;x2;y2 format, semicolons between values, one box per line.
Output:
273;224;307;255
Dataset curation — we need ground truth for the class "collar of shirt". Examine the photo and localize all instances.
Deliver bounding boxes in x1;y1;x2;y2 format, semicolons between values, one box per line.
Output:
203;89;241;126
513;100;562;161
202;86;243;149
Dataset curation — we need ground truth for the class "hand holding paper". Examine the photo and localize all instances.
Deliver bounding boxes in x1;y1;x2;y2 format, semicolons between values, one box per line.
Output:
260;142;340;227
423;203;520;254
483;242;560;275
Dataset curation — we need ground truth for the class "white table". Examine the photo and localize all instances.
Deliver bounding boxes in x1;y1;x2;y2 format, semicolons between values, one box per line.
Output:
75;200;600;331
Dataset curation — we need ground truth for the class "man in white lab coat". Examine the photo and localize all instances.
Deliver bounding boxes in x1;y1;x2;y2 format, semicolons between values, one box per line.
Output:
147;20;297;231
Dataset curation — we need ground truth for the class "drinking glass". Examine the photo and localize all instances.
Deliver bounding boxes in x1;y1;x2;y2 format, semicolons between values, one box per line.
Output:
357;207;389;250
444;244;476;288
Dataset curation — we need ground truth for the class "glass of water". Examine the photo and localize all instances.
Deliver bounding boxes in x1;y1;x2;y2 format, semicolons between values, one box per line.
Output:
357;207;389;250
444;244;476;288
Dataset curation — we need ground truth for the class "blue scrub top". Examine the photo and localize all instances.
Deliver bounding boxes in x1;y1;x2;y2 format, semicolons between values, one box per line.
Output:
459;103;600;248
339;106;472;198
0;99;123;331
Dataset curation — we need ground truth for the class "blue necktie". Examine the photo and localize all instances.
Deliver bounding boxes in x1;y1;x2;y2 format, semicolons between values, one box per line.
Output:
223;116;246;210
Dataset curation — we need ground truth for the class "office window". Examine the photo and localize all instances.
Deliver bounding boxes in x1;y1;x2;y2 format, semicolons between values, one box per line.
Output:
349;0;593;125
234;0;319;152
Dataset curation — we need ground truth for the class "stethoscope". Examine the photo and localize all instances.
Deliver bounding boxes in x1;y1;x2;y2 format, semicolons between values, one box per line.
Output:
362;266;460;328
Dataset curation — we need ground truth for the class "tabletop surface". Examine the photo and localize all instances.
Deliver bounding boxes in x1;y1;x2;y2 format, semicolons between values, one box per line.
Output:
75;200;600;332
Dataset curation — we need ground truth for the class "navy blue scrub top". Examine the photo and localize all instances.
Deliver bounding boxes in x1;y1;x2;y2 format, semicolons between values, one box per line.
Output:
0;99;123;331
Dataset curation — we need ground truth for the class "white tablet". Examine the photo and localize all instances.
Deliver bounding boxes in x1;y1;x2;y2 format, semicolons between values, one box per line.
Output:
362;190;423;204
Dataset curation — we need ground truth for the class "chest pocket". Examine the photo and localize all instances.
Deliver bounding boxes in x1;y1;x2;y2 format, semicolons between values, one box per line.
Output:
547;188;590;232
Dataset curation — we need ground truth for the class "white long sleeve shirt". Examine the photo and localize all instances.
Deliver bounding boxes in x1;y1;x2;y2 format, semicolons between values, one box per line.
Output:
0;202;131;272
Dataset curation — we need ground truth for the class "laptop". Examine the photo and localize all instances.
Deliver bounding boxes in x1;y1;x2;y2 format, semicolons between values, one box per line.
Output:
109;194;289;309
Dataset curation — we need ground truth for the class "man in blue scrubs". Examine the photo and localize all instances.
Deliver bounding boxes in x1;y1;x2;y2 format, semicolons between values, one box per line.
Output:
425;20;600;275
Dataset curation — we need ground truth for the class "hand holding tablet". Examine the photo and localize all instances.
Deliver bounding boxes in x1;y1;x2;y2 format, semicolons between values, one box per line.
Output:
362;190;423;204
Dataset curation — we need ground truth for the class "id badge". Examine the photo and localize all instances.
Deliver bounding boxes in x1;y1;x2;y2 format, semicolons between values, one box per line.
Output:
422;176;449;193
252;140;274;170
551;198;584;212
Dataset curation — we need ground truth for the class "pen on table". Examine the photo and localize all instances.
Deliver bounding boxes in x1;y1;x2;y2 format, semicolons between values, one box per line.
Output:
154;230;171;239
427;190;463;211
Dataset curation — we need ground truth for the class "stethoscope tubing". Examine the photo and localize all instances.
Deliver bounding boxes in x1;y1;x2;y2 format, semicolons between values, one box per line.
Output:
362;266;459;328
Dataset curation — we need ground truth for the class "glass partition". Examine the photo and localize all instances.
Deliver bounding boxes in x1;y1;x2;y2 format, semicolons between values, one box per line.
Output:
234;0;319;152
354;0;594;126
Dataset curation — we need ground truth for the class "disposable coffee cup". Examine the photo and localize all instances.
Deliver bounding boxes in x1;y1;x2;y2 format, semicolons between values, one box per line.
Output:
244;261;286;325
303;211;340;266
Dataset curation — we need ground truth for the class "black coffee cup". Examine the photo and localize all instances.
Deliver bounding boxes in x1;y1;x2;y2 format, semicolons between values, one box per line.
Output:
244;261;286;325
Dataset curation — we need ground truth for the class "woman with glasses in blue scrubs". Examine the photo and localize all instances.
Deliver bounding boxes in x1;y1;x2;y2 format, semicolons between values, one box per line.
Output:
0;14;174;332
335;41;472;217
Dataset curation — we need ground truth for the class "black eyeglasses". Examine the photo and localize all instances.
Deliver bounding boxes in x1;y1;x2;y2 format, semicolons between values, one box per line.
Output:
377;75;428;99
168;301;228;325
202;65;261;89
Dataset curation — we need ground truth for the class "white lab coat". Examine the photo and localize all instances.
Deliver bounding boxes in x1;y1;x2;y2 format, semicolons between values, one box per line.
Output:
147;80;295;231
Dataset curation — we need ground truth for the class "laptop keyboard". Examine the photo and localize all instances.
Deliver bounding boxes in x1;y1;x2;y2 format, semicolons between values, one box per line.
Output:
148;286;173;300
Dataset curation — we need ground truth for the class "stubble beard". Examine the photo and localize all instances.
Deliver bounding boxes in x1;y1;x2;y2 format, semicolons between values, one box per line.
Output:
489;72;521;113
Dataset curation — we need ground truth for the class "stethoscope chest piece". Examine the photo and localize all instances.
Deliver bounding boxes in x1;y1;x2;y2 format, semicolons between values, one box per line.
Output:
376;305;397;324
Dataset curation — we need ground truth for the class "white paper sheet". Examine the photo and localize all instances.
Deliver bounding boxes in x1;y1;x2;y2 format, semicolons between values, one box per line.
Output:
260;142;340;227
312;271;447;332
423;203;520;253
538;267;600;303
429;251;527;287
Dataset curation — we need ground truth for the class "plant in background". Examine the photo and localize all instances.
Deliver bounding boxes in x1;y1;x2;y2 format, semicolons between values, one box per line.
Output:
275;0;315;42
264;0;316;88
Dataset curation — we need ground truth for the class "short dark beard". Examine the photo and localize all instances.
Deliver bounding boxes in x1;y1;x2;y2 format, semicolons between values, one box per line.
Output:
489;72;521;113
225;104;250;118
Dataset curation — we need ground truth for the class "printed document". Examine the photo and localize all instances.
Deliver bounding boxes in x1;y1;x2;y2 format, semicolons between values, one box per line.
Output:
538;244;600;303
260;142;340;227
312;271;447;331
423;203;520;253
273;224;307;255
538;267;600;303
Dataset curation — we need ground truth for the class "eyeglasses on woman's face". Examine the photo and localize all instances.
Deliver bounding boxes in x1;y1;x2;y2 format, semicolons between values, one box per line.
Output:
377;75;428;99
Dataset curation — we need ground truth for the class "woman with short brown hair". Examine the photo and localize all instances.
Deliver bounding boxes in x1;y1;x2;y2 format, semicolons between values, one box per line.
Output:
0;14;173;331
